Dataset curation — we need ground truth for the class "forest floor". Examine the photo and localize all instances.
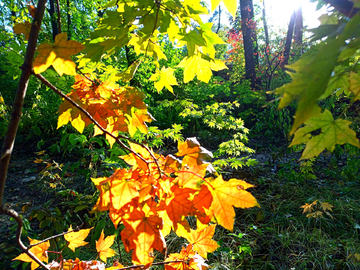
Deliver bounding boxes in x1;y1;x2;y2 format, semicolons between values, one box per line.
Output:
1;140;360;270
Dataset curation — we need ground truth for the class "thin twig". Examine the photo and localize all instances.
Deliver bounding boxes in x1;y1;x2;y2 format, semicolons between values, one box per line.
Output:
33;73;149;165
109;259;190;270
27;223;84;248
1;206;51;270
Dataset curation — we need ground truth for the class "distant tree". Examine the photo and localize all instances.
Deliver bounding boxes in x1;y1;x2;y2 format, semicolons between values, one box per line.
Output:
239;0;259;88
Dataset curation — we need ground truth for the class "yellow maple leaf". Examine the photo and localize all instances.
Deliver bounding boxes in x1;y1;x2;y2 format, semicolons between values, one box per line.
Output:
320;202;334;212
211;0;237;18
185;224;219;259
64;225;92;252
33;32;85;76
149;67;178;93
300;200;317;214
96;230;117;262
13;238;50;270
206;176;259;231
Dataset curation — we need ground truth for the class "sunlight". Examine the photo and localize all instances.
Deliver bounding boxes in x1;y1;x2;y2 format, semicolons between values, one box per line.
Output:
264;0;325;29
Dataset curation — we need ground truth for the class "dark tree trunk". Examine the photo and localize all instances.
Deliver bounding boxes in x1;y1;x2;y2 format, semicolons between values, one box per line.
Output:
240;0;259;88
48;0;59;41
282;11;296;68
67;0;71;40
294;6;303;58
216;5;221;33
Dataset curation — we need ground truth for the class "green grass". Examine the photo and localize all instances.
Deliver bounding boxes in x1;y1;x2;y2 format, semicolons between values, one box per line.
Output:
209;153;360;269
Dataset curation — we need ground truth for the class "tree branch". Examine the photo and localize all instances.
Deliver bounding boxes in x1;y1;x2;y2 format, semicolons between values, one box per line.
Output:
1;206;50;270
0;0;47;209
33;73;150;165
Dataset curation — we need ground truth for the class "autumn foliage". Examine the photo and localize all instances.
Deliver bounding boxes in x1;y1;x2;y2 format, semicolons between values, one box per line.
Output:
9;0;260;269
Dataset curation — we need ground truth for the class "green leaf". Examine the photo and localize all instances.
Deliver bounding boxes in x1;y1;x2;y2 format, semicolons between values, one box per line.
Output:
350;72;360;100
290;110;360;159
180;30;206;56
274;37;345;134
117;61;141;83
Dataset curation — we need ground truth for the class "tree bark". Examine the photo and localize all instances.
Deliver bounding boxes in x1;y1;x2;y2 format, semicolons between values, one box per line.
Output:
294;6;303;58
240;0;258;87
0;0;47;216
67;0;71;39
282;11;296;68
49;0;59;40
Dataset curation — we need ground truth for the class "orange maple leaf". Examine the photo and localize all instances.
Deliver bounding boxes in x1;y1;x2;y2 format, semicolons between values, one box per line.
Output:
64;225;92;252
33;32;85;75
177;163;208;190
159;185;194;232
205;176;260;231
96;230;117;262
13;238;50;270
185;225;219;259
165;244;208;270
176;138;213;168
121;206;165;267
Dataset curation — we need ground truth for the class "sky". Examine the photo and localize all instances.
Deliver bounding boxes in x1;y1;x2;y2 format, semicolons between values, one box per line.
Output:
205;0;329;30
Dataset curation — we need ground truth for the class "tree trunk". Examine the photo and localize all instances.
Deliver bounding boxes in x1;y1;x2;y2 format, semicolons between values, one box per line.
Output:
282;11;295;68
67;0;71;40
240;0;258;88
294;6;303;58
49;0;59;41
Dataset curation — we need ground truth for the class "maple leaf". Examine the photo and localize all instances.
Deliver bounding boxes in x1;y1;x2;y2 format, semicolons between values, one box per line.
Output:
290;109;360;159
177;137;213;168
320;202;334;212
126;108;154;137
158;185;194;232
64;225;92;252
184;224;219;259
300;200;317;214
96;230;117;262
13;238;50;270
205;176;259;231
177;54;227;83
165;244;208;270
150;67;178;93
177;163;208;190
117;60;140;83
33;32;85;76
121;206;165;267
211;0;237;18
13;21;32;40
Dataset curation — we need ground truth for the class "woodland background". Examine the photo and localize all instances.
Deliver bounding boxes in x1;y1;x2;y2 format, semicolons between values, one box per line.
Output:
1;0;360;269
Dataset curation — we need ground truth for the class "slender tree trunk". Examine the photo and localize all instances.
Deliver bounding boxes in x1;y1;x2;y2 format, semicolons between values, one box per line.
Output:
240;0;258;88
262;0;269;51
216;5;221;33
49;0;59;40
294;6;303;58
67;0;71;40
282;11;295;68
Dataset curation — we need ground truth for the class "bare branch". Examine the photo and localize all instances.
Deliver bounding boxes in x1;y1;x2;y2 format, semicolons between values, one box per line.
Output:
1;206;51;270
0;0;47;208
